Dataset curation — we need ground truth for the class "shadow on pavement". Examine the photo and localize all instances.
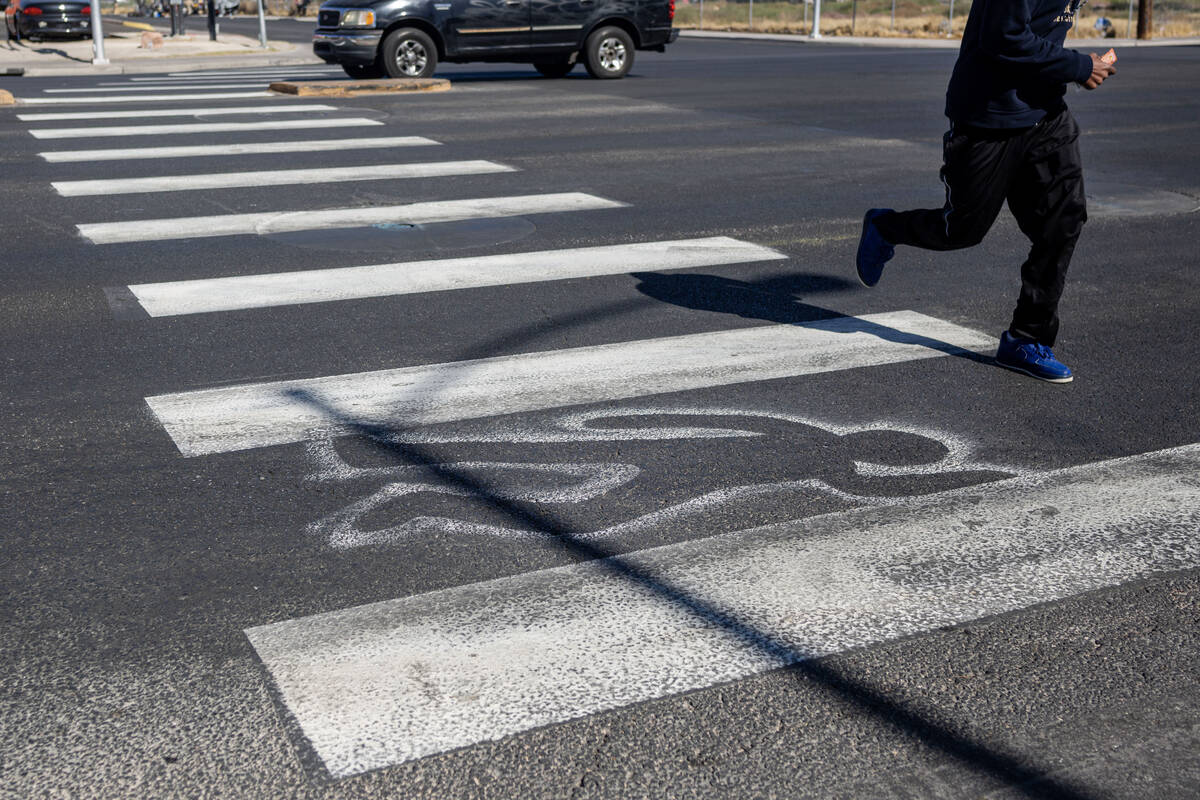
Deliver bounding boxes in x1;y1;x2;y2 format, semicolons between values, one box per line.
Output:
283;386;1096;800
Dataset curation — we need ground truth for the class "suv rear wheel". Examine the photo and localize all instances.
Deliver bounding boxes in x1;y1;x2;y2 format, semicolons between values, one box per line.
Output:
583;26;634;79
381;28;438;79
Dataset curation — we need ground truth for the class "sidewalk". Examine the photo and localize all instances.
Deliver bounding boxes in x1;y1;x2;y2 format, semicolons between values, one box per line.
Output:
680;28;1200;49
0;20;321;76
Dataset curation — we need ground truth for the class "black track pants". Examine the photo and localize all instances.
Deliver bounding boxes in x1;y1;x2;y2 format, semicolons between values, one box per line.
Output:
873;108;1087;347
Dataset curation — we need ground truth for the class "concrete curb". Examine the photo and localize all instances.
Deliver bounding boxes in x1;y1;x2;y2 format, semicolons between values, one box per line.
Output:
269;78;451;96
679;29;1200;49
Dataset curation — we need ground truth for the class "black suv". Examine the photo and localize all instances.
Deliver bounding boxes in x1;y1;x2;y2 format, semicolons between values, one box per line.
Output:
313;0;678;80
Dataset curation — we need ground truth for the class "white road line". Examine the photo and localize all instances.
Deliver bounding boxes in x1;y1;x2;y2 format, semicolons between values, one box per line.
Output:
17;104;338;121
165;68;341;77
152;72;341;80
53;160;515;197
145;311;994;457
15;91;275;105
128;237;787;316
29;116;384;140
123;77;325;83
245;442;1200;777
80;191;624;245
44;83;270;93
39;136;439;163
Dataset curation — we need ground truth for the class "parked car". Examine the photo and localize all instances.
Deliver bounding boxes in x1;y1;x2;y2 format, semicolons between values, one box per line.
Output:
5;0;91;41
312;0;678;80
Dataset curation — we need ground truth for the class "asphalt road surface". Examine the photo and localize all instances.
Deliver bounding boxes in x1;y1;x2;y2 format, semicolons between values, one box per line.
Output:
2;37;1199;800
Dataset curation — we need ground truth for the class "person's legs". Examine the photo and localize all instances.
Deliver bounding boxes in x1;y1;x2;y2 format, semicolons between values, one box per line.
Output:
1004;110;1087;347
873;124;1020;251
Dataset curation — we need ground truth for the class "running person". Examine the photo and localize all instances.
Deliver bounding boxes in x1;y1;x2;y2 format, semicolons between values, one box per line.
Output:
856;0;1116;383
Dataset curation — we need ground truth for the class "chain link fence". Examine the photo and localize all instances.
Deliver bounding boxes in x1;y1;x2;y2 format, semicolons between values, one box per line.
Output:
674;0;1200;39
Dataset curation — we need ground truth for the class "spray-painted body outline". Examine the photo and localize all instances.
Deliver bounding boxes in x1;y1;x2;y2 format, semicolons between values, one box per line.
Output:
306;407;1025;550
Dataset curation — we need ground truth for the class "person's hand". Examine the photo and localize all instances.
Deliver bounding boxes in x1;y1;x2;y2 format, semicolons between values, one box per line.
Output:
1082;53;1116;89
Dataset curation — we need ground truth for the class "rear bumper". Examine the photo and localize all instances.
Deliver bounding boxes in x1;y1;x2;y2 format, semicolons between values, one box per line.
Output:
312;29;382;65
639;26;677;50
17;13;90;37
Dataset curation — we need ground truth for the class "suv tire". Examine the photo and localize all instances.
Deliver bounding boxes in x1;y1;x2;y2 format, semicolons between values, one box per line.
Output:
534;59;574;78
343;62;385;79
381;27;438;79
583;25;633;79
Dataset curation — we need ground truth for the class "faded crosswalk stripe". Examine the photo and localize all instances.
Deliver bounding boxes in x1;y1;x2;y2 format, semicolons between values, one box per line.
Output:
53;160;515;197
144;311;994;457
29;117;385;140
127;237;787;316
79;192;625;244
17;104;339;121
15;91;275;105
44;83;270;93
244;443;1200;777
39;136;440;163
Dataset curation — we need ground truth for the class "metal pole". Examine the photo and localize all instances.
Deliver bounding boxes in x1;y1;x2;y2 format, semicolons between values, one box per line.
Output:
256;0;267;47
891;0;895;29
948;0;954;35
207;0;217;41
88;0;109;64
803;0;808;31
851;0;857;34
699;0;703;30
810;0;821;38
748;0;753;30
1127;0;1134;36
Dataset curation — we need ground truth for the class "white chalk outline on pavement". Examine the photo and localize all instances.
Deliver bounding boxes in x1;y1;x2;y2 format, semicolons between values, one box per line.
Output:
126;236;786;316
14;91;276;105
79;191;625;245
144;310;995;457
28;116;386;140
52;160;516;197
245;441;1200;777
17;104;339;121
39;136;440;163
303;406;1022;550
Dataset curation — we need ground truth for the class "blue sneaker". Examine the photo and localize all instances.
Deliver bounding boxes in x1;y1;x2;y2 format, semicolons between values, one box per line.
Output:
995;331;1073;383
856;208;896;287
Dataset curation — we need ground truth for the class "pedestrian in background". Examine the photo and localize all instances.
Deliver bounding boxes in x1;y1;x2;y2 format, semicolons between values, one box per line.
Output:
856;0;1117;383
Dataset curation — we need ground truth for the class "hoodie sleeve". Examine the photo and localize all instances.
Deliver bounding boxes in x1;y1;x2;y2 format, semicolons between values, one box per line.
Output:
977;0;1095;84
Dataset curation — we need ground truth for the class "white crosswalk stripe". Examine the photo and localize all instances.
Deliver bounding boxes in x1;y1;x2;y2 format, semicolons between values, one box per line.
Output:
245;443;1200;777
126;237;787;316
29;116;385;139
79;192;626;244
39;136;440;162
44;83;274;93
15;91;276;105
165;68;342;77
53;160;516;197
17;104;339;121
144;311;995;457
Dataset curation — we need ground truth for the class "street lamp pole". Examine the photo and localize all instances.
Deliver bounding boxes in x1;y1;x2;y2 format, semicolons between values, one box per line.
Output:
88;0;108;65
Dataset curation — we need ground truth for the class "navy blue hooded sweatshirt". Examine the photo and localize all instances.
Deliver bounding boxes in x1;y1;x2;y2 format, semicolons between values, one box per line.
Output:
946;0;1096;129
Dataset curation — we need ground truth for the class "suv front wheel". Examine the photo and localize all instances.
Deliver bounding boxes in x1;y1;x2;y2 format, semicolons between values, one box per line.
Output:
584;26;634;79
381;28;438;79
